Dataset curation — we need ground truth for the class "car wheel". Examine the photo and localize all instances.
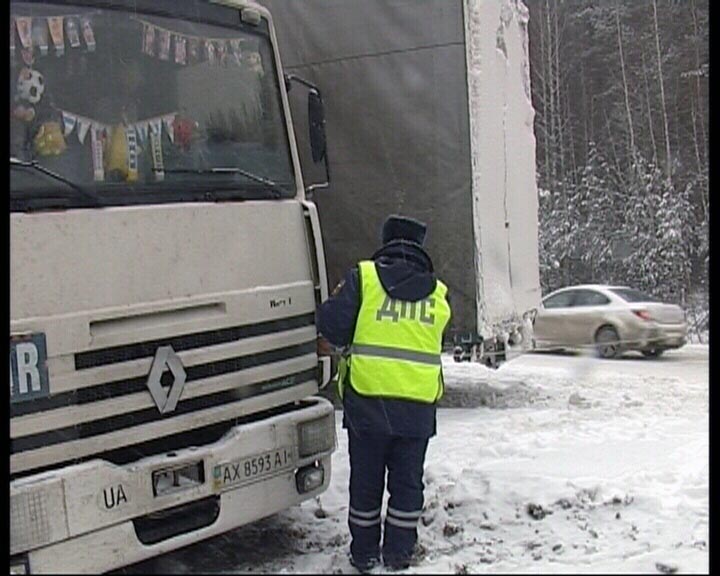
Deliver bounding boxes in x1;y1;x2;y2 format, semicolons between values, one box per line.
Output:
641;348;664;358
595;326;620;359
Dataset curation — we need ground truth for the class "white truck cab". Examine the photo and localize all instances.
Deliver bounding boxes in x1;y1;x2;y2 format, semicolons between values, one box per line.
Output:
10;1;335;573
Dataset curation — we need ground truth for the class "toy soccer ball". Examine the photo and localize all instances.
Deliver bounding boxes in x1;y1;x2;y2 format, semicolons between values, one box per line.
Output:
17;67;45;105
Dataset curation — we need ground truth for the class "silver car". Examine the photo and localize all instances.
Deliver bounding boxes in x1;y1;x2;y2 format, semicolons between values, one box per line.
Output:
531;285;687;358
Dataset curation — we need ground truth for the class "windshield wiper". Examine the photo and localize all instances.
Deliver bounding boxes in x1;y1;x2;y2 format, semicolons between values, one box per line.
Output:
10;157;102;206
156;167;284;198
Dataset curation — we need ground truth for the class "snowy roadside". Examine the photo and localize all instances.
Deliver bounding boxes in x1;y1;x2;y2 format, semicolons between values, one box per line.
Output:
132;345;708;575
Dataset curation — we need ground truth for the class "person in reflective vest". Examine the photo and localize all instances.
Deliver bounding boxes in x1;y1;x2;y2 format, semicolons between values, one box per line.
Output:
318;215;452;571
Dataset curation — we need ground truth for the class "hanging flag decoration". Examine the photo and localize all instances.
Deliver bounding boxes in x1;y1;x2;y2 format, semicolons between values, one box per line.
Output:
90;125;105;182
188;37;200;64
32;18;49;56
136;121;149;144
217;40;228;67
174;34;186;65
150;134;164;181
230;39;242;66
65;17;81;48
149;117;165;181
204;39;216;65
162;114;176;144
81;16;95;52
61;111;77;137
142;22;154;56
157;29;171;61
126;126;139;182
48;17;65;56
16;17;32;51
77;117;91;144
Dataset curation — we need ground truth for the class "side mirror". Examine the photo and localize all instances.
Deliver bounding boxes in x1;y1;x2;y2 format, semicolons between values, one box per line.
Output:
308;90;327;164
285;74;331;197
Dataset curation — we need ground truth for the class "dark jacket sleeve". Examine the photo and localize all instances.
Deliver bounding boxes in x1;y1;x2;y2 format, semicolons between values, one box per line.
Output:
317;267;361;348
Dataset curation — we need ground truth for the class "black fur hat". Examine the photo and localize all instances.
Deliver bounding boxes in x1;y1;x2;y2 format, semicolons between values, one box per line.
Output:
382;215;427;246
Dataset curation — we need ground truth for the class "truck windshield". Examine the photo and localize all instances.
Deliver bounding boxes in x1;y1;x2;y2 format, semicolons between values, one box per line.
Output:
10;3;295;210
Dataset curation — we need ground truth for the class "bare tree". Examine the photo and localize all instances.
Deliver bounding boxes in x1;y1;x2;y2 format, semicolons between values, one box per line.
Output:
640;51;658;167
651;0;672;184
615;2;637;168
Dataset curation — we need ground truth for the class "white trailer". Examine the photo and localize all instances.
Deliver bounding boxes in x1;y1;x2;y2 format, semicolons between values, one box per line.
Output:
263;0;541;366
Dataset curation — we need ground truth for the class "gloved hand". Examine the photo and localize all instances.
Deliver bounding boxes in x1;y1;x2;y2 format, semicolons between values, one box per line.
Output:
317;336;336;357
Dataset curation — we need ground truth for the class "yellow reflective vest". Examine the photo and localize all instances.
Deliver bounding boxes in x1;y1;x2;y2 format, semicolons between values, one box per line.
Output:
338;260;451;403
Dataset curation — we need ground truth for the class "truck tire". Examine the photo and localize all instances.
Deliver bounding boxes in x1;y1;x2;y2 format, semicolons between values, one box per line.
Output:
595;326;620;359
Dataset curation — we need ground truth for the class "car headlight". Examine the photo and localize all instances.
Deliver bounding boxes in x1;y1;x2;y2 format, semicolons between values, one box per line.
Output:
297;415;335;458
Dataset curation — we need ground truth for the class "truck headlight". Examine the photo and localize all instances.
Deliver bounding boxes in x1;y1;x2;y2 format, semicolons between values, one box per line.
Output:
11;480;68;556
297;415;335;458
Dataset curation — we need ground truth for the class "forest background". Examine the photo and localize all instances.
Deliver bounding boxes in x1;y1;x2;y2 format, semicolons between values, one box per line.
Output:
527;0;709;339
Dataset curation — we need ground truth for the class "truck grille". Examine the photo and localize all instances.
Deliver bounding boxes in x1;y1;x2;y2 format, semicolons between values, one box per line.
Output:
74;313;315;370
11;313;319;479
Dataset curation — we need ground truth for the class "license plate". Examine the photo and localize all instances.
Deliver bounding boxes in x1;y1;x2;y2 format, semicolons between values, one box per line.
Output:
10;333;50;403
212;447;294;491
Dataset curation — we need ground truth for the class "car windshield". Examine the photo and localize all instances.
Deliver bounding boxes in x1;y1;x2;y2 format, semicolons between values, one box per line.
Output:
10;3;295;210
610;288;662;303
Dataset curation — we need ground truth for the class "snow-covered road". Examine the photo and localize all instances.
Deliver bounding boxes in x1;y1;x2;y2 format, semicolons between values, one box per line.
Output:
124;345;708;574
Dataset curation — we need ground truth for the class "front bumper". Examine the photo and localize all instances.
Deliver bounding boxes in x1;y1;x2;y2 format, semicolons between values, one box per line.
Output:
11;397;336;574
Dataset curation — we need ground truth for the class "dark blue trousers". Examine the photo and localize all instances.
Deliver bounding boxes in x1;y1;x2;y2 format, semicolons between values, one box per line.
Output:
347;429;430;566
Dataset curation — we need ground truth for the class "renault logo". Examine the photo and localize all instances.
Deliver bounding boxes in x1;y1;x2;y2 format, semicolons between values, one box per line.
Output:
146;346;187;414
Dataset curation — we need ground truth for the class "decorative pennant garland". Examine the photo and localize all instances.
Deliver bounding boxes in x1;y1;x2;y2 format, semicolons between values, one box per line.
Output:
60;109;176;146
134;17;263;74
10;13;96;62
58;109;177;182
